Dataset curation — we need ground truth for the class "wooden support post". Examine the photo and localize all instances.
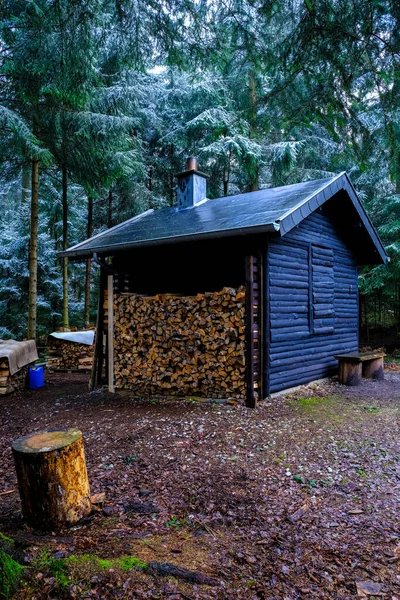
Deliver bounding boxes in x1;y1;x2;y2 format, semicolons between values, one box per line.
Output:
90;268;106;390
107;274;114;393
258;249;265;400
12;429;91;530
245;255;257;408
363;357;384;380
263;244;270;399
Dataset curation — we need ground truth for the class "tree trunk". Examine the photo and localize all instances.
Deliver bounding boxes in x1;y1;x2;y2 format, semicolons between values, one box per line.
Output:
12;429;91;530
107;188;113;229
223;167;228;195
27;159;39;340
397;284;400;335
169;144;174;206
21;162;30;204
62;166;69;330
247;68;259;192
378;291;382;327
84;194;93;327
90;268;106;390
360;294;369;343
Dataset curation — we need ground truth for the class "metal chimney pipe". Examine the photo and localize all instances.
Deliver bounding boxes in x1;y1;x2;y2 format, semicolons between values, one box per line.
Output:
185;156;198;171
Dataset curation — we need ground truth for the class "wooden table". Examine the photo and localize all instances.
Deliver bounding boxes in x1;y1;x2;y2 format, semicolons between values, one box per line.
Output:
334;352;386;386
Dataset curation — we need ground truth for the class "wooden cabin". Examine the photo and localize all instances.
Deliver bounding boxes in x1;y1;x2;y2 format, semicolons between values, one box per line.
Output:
61;159;387;406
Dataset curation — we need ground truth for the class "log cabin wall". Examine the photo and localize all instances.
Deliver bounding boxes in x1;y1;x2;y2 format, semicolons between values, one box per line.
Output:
268;206;359;394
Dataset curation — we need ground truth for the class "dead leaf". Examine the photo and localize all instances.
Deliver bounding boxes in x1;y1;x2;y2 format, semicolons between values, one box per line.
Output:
287;503;308;523
356;580;383;597
91;492;105;506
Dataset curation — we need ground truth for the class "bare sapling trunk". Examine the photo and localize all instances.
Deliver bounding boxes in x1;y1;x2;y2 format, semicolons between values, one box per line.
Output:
84;194;93;327
27;159;39;340
247;68;259;192
62;166;69;330
107;188;113;229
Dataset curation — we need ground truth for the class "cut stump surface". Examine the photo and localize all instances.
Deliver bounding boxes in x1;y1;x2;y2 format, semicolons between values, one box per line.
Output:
12;428;91;530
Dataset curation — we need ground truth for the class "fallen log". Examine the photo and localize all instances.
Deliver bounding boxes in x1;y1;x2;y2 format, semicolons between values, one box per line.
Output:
145;561;220;586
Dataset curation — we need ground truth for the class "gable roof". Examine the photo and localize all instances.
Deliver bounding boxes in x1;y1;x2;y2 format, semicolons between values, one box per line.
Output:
61;172;387;264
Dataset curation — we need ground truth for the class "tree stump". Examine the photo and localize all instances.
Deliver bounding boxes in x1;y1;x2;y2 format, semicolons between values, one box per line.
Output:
12;428;91;530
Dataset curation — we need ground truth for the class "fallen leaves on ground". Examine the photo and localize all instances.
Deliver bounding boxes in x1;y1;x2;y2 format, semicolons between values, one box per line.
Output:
0;372;399;599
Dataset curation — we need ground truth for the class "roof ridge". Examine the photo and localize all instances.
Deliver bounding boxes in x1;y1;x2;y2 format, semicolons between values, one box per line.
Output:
276;172;345;223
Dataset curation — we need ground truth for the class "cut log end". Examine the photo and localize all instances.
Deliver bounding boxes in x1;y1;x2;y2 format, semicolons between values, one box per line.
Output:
12;428;82;454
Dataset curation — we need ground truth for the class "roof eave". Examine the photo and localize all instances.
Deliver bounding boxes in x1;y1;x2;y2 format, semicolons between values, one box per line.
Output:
342;174;388;264
278;172;388;265
59;221;280;260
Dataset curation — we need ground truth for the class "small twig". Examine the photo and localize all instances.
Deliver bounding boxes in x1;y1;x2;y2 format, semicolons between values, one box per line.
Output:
203;524;217;538
142;541;159;554
0;489;15;496
305;566;320;584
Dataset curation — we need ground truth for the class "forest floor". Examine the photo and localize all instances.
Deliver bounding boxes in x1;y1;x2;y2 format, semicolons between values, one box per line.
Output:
0;372;399;600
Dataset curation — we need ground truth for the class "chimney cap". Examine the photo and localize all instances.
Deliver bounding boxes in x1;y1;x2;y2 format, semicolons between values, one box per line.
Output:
185;156;198;171
175;156;209;179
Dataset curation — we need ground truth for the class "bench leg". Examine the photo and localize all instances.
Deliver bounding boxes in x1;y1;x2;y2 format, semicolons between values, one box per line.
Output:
339;361;362;386
363;357;384;380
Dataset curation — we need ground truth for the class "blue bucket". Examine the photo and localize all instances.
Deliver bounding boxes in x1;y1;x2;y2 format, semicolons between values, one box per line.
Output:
29;366;44;389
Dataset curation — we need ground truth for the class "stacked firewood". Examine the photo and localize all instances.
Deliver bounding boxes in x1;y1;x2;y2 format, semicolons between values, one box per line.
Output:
0;360;30;395
47;340;94;371
114;286;246;398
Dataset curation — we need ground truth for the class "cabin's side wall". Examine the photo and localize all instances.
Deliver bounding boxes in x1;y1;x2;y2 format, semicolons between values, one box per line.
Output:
268;208;359;393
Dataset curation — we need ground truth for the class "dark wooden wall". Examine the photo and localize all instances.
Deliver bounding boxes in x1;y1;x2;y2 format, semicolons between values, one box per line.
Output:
112;236;254;296
267;207;359;394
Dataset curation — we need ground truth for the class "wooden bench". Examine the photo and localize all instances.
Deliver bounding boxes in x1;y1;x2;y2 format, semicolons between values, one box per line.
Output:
334;352;386;386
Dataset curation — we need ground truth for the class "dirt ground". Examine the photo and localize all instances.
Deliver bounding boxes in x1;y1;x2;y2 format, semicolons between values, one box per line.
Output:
0;372;399;599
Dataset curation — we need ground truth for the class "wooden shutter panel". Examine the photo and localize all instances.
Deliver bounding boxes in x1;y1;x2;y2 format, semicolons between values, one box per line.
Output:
312;245;334;334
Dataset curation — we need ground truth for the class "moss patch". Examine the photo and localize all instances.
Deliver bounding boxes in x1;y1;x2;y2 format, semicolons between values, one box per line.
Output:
33;552;149;592
0;549;24;599
287;394;350;424
25;550;149;596
0;535;12;548
290;395;335;410
114;556;147;570
66;553;147;572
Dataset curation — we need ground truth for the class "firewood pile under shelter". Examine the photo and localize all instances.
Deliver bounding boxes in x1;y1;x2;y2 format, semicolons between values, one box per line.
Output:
114;286;246;398
0;339;38;395
47;331;94;372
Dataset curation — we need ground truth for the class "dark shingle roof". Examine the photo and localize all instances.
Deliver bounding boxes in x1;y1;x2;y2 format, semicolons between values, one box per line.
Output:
61;172;387;264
